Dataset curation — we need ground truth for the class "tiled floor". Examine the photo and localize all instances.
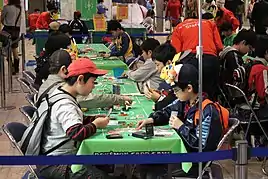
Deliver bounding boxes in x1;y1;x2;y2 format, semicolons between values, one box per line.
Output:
1;40;268;179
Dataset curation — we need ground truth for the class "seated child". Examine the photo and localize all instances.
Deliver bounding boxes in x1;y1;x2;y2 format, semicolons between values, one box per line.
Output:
124;38;163;93
220;22;237;47
144;43;178;110
137;64;226;178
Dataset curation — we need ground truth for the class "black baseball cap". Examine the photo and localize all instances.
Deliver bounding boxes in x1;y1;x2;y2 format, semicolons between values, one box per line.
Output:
168;64;198;87
49;49;72;70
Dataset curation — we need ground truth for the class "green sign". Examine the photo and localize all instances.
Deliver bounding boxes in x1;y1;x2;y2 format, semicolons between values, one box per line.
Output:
76;0;97;19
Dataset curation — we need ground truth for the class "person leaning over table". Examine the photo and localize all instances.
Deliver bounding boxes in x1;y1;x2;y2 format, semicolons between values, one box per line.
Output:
37;58;120;179
101;20;134;62
136;64;224;178
37;49;132;109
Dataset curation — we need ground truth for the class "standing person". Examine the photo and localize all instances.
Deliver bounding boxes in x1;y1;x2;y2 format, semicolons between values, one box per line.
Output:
165;0;182;27
251;0;268;35
171;14;223;99
36;4;59;30
141;9;155;34
69;11;89;44
215;6;240;32
28;8;40;32
247;0;255;30
235;3;244;30
97;0;108;18
146;0;155;10
1;0;22;75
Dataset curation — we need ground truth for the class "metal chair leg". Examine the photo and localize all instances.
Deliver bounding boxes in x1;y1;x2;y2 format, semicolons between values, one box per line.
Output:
262;157;268;176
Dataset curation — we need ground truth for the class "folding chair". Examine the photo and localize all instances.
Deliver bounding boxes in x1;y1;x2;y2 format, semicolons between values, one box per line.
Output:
19;105;36;122
172;118;240;179
22;70;36;84
2;122;39;178
25;94;36;107
224;83;268;141
17;77;34;94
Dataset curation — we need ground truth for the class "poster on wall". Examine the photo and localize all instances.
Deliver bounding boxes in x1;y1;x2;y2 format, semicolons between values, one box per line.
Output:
93;14;106;31
116;4;128;20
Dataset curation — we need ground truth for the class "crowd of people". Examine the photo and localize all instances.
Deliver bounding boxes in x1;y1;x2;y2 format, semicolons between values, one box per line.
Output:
2;0;268;178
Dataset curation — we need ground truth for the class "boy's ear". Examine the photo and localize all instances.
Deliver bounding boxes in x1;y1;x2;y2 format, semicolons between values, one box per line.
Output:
77;75;84;84
187;84;193;92
148;50;153;55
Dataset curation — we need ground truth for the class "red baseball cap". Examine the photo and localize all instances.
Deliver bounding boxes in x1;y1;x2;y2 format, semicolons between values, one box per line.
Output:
67;58;107;78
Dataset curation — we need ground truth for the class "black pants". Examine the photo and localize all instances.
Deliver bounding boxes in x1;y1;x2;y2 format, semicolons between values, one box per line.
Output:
179;53;220;101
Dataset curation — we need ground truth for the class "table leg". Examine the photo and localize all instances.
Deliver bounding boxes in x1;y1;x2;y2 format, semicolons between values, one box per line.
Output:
167;164;172;179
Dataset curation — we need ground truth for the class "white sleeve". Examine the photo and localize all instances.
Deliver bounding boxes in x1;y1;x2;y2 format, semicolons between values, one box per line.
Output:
53;101;83;132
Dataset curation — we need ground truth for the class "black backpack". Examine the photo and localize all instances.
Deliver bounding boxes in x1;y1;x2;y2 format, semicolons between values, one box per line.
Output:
233;60;263;96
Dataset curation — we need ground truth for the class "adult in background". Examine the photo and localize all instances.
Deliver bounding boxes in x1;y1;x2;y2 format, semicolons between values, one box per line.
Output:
251;0;268;35
246;0;255;30
69;11;89;44
165;0;182;27
1;0;21;75
36;3;58;30
28;8;40;33
171;13;223;100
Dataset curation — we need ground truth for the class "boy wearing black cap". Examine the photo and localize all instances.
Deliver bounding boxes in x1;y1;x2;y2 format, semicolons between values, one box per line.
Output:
137;64;224;177
38;58;114;178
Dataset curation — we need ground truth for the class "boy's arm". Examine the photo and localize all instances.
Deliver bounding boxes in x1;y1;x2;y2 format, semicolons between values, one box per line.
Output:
171;27;182;53
57;103;96;141
110;34;130;57
177;104;222;150
212;22;224;53
149;99;184;126
251;68;268;99
126;62;157;82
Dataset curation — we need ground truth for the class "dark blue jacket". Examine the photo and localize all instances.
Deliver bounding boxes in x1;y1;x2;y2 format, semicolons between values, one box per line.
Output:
149;98;223;152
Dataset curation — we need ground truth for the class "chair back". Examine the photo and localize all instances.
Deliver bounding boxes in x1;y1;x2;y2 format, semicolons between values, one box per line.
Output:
22;71;36;83
19;105;36;123
225;83;246;99
30;83;38;94
2;122;39;178
25;94;36;107
17;77;33;93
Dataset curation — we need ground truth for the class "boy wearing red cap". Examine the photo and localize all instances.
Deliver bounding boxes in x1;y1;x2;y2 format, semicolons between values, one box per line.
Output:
37;58;114;178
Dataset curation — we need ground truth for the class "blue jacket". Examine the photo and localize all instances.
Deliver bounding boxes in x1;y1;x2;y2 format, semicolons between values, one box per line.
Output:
149;98;223;152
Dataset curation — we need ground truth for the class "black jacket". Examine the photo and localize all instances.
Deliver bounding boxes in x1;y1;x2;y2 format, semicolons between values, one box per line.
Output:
252;0;268;35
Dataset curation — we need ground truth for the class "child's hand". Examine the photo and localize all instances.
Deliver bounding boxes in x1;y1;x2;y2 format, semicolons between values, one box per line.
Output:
169;115;183;130
144;89;161;102
92;117;110;129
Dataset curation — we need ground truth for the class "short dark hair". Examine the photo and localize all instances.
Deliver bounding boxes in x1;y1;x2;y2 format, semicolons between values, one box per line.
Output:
152;43;177;65
255;36;268;58
176;82;198;93
34;8;40;12
8;0;20;5
202;12;214;20
49;50;72;74
140;38;160;53
65;73;99;86
59;24;72;34
220;22;233;32
233;29;257;47
146;9;155;17
107;20;123;32
98;0;104;3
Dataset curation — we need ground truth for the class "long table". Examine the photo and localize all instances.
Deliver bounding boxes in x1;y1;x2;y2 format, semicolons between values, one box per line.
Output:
77;44;128;70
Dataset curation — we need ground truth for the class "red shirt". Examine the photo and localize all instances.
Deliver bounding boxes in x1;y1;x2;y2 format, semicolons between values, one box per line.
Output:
215;7;240;31
171;19;223;56
28;13;40;31
166;0;181;23
248;61;268;104
36;12;52;30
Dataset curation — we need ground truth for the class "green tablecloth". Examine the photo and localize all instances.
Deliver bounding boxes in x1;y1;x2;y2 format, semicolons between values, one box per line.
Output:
92;60;128;70
71;96;191;173
77;44;111;54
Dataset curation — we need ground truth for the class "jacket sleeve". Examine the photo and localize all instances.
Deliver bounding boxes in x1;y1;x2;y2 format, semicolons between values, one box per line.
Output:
110;33;130;57
1;6;7;24
155;92;177;111
171;27;182;53
177;104;223;151
149;99;184;126
230;15;240;31
77;93;125;108
126;62;157;82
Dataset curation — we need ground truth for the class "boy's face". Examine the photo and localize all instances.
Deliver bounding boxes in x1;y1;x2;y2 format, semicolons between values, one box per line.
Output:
111;29;121;37
142;50;152;60
77;76;97;96
222;30;232;37
173;85;193;101
239;41;253;55
155;60;165;73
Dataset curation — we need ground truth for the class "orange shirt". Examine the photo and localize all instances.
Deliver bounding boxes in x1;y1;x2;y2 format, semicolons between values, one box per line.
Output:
171;19;223;56
36;12;52;30
28;13;40;30
215;7;240;31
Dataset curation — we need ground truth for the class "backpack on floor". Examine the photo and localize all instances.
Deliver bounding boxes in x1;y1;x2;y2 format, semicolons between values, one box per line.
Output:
20;87;79;155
